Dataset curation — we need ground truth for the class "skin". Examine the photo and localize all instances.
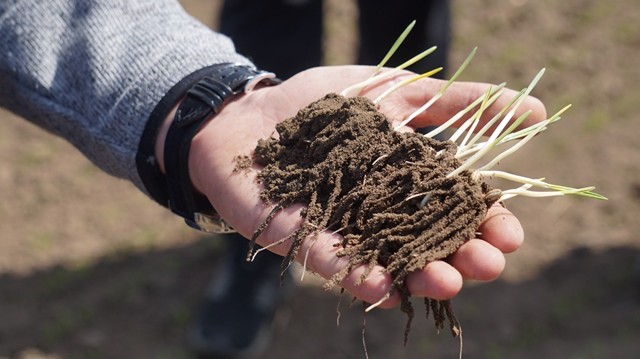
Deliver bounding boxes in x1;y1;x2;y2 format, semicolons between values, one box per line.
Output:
155;65;546;308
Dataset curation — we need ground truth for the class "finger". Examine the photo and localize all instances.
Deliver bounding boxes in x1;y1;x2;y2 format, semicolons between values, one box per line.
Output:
447;239;506;281
299;232;402;308
338;263;400;309
478;203;524;253
256;206;401;308
381;79;547;131
405;261;463;301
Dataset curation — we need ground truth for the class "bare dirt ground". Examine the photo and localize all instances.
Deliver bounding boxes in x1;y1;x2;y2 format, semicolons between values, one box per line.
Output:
1;0;639;358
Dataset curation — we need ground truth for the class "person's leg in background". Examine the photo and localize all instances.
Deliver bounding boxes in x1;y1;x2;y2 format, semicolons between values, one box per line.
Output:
189;1;323;358
189;234;292;358
220;0;324;79
358;0;450;137
357;0;450;78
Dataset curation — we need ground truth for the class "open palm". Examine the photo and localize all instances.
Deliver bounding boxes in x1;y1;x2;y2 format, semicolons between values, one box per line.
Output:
186;65;546;307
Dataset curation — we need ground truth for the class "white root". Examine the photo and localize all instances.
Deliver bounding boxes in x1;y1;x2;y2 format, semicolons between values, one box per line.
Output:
365;292;392;312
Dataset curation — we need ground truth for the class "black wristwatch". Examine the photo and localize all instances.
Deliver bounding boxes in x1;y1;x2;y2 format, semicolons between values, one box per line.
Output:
162;63;280;233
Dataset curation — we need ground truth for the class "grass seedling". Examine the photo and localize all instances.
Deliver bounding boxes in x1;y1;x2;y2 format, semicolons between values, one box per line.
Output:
327;20;605;346
340;46;438;97
373;20;416;74
373;67;443;104
394;47;478;130
247;20;606;359
343;25;602;206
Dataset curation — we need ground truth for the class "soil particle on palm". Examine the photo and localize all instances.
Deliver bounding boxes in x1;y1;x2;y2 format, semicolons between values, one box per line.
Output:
247;93;496;340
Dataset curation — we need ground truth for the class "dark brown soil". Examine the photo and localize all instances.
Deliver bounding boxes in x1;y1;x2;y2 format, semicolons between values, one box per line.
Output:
248;93;496;340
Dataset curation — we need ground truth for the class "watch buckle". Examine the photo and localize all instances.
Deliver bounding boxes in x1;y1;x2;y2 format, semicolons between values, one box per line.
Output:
186;212;237;234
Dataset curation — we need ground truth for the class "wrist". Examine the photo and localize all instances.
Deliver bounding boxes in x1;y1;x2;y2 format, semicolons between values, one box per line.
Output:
137;65;238;208
156;64;280;232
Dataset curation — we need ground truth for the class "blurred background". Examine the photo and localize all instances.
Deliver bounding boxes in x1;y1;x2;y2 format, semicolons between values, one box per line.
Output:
1;0;638;358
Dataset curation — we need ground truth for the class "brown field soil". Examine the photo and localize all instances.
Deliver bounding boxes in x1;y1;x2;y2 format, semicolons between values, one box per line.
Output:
248;93;496;341
1;0;639;358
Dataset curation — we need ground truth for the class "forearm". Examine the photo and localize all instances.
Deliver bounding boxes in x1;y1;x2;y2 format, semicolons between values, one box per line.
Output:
0;0;251;194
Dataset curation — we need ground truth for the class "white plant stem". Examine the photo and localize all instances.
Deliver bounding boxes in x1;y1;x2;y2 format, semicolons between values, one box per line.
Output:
341;46;438;97
455;88;525;157
448;86;499;143
413;84;505;139
448;110;531;177
456;103;571;164
498;104;570;143
498;183;533;201
448;69;546;178
476;114;544;171
457;117;545;159
476;170;606;200
373;67;443;104
476;103;573;170
374;20;416;74
394;47;478;130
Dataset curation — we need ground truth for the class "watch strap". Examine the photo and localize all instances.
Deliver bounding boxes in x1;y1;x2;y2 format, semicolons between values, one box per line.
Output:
137;65;223;210
163;63;280;232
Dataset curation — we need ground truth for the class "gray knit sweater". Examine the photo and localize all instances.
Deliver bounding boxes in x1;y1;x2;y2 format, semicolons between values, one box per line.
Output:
0;0;252;194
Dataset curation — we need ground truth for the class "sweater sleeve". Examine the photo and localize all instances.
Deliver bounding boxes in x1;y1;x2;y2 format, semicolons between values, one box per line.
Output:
0;0;253;193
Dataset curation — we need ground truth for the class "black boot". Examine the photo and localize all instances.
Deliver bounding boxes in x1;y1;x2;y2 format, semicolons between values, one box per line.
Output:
189;234;294;358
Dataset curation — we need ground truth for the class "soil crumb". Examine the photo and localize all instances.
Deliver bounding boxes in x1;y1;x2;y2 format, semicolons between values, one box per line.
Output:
233;155;253;173
248;93;496;341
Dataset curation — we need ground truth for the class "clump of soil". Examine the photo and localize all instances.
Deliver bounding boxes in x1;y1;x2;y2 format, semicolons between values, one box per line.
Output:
246;93;497;341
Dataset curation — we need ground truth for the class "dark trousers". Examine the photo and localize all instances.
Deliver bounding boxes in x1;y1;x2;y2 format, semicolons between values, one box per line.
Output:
220;0;450;79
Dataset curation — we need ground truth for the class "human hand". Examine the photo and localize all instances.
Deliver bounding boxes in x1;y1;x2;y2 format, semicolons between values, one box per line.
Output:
170;65;546;308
